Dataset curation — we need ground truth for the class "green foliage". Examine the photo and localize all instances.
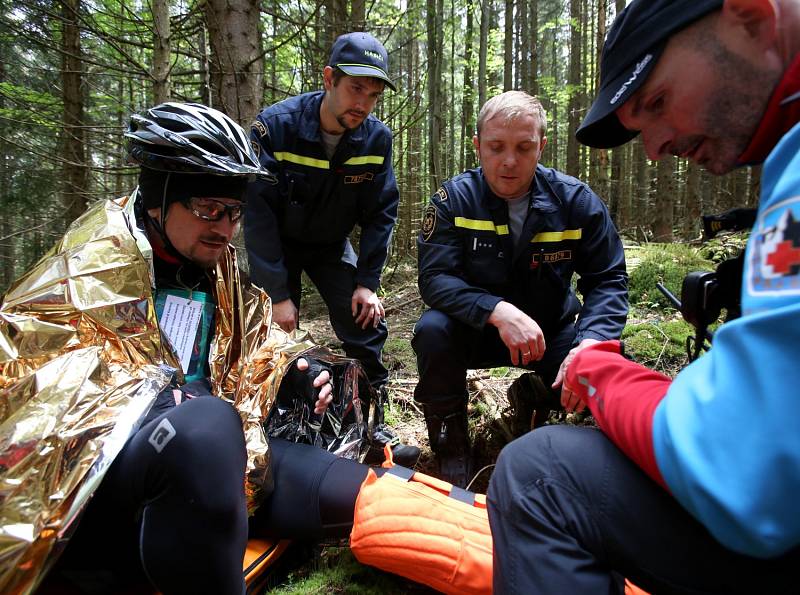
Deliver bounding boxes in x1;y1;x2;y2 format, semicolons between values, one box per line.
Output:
628;244;714;311
268;548;416;594
700;233;749;263
0;82;60;127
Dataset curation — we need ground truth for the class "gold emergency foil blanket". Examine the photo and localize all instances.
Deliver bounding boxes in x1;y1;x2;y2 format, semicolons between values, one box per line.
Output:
0;196;173;594
0;349;168;595
208;246;317;508
0;193;371;591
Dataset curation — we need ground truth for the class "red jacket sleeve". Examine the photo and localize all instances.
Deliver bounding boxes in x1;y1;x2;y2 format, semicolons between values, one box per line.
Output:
566;340;671;489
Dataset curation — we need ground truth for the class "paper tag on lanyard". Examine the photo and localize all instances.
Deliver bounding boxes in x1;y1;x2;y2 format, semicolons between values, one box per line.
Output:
159;294;204;374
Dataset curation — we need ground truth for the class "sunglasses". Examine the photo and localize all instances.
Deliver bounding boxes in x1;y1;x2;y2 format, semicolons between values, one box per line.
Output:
182;197;245;223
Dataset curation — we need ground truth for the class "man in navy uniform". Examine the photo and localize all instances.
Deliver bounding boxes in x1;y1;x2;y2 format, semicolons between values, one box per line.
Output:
246;32;418;465
413;91;628;487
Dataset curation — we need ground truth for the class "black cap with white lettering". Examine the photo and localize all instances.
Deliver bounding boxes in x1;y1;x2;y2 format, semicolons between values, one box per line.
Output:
576;0;723;149
328;32;396;91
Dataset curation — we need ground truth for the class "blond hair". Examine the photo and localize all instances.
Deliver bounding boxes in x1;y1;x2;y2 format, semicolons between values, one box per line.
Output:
476;91;547;137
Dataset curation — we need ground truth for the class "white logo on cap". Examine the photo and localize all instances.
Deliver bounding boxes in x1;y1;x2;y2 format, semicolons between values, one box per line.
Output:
610;54;653;105
364;49;383;62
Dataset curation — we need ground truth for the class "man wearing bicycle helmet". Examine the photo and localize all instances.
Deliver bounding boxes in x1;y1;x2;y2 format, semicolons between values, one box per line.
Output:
0;103;405;594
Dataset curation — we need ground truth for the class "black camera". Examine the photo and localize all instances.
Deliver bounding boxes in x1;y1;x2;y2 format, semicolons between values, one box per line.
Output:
680;254;743;329
657;208;755;361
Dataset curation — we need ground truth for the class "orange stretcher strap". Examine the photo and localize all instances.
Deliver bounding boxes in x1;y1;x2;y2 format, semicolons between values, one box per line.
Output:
243;538;291;589
625;578;652;595
350;450;492;595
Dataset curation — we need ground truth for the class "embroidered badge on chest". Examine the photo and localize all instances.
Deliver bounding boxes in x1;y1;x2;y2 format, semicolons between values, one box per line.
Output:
344;172;375;184
530;250;572;268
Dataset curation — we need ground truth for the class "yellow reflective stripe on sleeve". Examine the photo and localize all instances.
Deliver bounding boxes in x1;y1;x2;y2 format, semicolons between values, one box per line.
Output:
344;155;385;166
531;229;582;242
454;217;509;235
273;152;330;169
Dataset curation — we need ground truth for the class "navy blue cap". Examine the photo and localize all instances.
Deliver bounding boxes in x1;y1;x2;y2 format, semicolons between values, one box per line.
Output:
577;0;723;149
328;32;396;91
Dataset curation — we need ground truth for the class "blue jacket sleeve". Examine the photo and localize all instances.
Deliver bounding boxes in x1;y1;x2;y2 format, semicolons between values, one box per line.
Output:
417;195;503;328
652;123;800;558
355;131;399;291
244;117;291;302
573;187;629;342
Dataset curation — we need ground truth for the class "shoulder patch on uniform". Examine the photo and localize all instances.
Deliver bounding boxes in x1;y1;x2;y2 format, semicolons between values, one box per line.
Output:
250;139;260;158
421;204;438;242
748;195;800;296
252;120;268;138
435;186;448;202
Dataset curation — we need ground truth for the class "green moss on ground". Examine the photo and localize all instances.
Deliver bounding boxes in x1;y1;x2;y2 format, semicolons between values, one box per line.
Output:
627;243;714;311
268;548;434;594
621;317;694;375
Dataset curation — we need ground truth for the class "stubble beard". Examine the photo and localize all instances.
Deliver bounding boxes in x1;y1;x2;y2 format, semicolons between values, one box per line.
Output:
336;112;365;131
695;35;779;174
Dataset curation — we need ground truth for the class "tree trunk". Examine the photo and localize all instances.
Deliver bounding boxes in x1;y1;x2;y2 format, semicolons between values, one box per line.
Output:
448;0;456;177
503;0;513;91
426;0;444;191
324;0;347;52
683;160;702;239
152;0;171;103
198;23;211;106
565;0;582;178
546;33;558;169
528;0;538;96
633;139;649;240
653;156;675;242
205;0;263;126
351;0;366;30
519;0;528;91
0;47;11;289
748;165;761;208
408;24;423;256
60;0;88;227
478;0;489;110
461;0;476;171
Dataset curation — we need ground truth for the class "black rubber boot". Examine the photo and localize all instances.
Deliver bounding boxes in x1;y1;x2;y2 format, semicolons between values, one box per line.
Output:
423;400;474;489
507;372;559;433
365;387;421;468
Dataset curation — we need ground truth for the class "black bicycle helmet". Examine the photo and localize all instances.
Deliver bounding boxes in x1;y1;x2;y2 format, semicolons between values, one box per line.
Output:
126;102;274;181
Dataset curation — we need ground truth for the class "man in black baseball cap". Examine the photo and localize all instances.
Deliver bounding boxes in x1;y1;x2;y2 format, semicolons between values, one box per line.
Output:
488;0;800;593
246;33;421;467
576;0;723;150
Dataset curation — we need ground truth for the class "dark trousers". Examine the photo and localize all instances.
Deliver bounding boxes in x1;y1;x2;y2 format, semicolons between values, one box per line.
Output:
53;393;371;595
56;396;249;595
284;239;388;388
488;425;800;594
411;308;576;405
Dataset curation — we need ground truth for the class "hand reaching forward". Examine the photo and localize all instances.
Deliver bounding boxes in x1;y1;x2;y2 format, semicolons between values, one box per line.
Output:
554;338;600;412
273;298;298;333
295;357;333;414
352;285;385;329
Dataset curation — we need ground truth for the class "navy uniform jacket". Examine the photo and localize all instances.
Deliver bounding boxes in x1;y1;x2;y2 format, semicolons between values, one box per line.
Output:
245;91;399;302
417;166;628;342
